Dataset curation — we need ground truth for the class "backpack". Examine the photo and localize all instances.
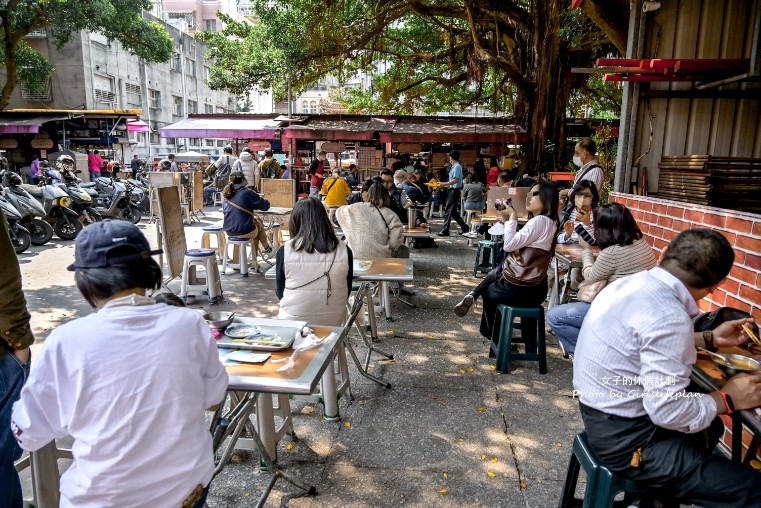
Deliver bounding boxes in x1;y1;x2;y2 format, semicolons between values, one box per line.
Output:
261;160;280;179
213;156;232;188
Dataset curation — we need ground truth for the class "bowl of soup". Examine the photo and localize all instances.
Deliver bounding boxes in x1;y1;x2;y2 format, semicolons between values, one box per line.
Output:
711;354;761;377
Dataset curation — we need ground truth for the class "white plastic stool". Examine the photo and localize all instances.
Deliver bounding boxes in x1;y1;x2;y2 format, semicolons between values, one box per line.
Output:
464;209;479;227
223;237;251;277
291;342;351;421
213;191;223;206
270;223;282;250
467;218;482;247
201;225;226;262
180;249;222;304
180;202;191;225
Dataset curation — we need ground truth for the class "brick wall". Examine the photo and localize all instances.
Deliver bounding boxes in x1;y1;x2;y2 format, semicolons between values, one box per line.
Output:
609;192;761;320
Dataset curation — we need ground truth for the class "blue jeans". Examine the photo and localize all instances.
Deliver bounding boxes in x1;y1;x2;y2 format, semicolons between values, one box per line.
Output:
546;302;591;355
464;201;485;211
203;186;219;204
1;351;31;508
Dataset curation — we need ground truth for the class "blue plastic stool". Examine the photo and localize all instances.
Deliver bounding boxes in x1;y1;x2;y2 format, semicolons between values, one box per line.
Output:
490;304;546;374
474;239;498;276
558;432;646;508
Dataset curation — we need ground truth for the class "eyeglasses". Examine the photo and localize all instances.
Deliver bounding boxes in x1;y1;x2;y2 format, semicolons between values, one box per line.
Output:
531;191;540;196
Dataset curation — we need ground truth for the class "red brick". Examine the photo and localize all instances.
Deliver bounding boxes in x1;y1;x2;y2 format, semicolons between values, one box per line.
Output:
720;277;741;295
698;299;713;312
661;230;678;243
751;307;761;323
685;210;705;223
726;217;753;234
752;222;761;237
653;203;668;214
666;206;685;219
735;234;761;253
734;251;747;266
730;266;758;284
644;212;659;224
632;210;645;222
640;223;651;234
739;285;761;304
672;219;690;231
653;238;669;251
643;236;657;249
638;201;654;212
719;231;737;245
703;213;727;228
745;253;761;271
706;290;727;307
649;226;665;238
657;216;674;229
726;295;752;313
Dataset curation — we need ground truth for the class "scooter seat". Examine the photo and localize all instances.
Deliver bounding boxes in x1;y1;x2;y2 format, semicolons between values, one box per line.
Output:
21;184;42;198
80;182;96;188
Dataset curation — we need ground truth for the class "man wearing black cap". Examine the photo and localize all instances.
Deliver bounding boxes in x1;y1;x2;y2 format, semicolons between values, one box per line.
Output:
12;220;228;508
309;150;327;198
436;150;470;236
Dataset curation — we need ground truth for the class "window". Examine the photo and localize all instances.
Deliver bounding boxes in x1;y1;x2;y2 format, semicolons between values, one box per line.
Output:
171;53;181;72
149;89;160;109
205;103;214;114
93;74;115;104
21;81;51;101
189;138;201;146
125;83;141;107
302;101;309;114
173;96;183;116
204;66;211;81
150;122;160;144
186;59;196;76
204;19;217;31
217;140;225;147
26;28;47;38
167;11;195;28
187;100;197;114
136;132;146;144
309;100;318;114
205;139;215;147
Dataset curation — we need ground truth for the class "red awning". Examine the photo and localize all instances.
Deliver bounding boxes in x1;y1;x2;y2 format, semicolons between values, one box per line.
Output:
379;117;527;144
283;117;395;141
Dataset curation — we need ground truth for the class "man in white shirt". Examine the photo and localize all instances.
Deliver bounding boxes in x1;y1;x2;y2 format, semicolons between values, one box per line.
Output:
573;229;761;506
560;137;604;199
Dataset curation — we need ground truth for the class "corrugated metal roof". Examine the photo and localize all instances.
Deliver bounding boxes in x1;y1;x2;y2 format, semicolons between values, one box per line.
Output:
380;118;526;143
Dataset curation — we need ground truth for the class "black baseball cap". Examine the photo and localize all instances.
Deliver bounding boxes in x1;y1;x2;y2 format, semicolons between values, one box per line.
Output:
67;220;163;271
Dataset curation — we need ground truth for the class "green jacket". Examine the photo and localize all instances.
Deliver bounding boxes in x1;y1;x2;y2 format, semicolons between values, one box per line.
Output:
0;215;34;356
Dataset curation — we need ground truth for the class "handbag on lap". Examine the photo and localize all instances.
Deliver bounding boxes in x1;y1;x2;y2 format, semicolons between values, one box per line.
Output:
576;279;607;303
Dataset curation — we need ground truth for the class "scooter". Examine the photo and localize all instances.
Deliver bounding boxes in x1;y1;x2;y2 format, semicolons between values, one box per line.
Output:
31;170;83;240
55;168;102;225
80;175;141;224
0;193;31;253
0;171;54;245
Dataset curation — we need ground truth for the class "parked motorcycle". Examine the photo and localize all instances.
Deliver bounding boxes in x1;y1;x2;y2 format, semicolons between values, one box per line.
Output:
80;173;142;224
33;169;83;240
53;156;102;225
0;170;54;245
0;192;31;253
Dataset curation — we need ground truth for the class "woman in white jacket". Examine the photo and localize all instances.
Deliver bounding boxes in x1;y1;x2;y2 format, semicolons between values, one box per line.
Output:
234;148;258;190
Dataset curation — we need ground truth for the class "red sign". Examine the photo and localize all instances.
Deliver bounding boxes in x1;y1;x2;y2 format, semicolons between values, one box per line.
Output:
247;141;271;151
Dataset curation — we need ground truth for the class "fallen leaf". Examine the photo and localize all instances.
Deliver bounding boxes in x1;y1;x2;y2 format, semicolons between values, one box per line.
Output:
459;369;466;374
520;482;527;489
443;473;449;478
439;489;448;494
469;368;475;373
456;438;464;442
490;365;496;370
491;457;498;463
345;422;351;427
441;401;449;406
477;407;486;412
487;472;496;477
431;395;439;400
301;406;315;415
427;335;433;339
555;442;563;447
245;493;251;497
481;454;486;460
287;443;294;450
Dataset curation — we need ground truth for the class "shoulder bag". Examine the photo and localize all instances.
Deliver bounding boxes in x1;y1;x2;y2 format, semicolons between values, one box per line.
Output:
502;222;557;287
576;280;607;303
372;204;401;257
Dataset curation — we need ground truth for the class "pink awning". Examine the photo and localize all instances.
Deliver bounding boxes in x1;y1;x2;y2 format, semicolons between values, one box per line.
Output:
127;119;150;133
161;115;280;138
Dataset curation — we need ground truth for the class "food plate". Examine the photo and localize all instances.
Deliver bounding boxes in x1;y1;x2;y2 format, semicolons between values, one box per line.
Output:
226;351;271;364
225;325;262;338
353;260;373;272
219;326;296;351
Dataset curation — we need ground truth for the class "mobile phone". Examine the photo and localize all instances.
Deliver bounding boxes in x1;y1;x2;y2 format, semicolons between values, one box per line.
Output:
494;200;506;211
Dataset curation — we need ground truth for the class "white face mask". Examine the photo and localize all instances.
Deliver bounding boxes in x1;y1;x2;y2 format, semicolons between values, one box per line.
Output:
573;155;583;167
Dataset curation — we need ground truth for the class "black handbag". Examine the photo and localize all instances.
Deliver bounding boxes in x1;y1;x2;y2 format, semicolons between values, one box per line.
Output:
693;307;758;337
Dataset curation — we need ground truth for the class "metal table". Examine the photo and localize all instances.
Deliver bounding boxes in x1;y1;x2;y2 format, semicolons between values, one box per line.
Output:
354;258;414;321
550;244;599;309
691;349;761;463
212;318;344;506
253;207;292;251
402;226;433;247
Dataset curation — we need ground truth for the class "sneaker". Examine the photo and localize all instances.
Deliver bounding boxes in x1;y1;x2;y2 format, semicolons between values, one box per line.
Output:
437;231;450;237
454;294;475;317
462;231;479;239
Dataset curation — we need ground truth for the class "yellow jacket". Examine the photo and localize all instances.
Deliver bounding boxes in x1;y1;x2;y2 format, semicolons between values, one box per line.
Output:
321;177;352;206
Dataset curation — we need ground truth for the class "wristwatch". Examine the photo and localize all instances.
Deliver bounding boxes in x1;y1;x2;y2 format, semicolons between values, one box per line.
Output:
717;390;735;415
703;330;716;352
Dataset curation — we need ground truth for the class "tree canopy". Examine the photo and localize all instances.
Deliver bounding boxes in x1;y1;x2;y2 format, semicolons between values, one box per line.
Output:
0;0;174;110
198;0;627;167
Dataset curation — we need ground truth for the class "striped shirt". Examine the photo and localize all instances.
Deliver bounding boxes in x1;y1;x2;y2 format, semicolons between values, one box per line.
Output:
573;267;717;434
581;238;657;284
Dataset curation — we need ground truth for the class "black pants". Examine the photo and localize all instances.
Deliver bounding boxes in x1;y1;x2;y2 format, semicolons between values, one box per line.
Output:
579;403;761;507
440;188;468;234
479;275;547;348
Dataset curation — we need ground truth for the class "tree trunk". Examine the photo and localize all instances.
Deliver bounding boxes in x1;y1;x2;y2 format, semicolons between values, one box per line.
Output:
0;37;18;111
582;0;629;54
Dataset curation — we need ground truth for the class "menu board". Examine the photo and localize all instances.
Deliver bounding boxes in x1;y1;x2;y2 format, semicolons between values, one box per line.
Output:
192;171;204;212
157;186;187;279
261;178;295;208
357;146;381;168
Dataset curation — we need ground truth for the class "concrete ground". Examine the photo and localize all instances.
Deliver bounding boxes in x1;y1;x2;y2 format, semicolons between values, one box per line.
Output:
16;206;587;507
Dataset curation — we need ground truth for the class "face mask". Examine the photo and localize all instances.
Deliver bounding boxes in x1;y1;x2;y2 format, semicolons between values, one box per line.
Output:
573;155;583;167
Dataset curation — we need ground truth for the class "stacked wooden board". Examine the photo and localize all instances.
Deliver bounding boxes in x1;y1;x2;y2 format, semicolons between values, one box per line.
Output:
657;156;761;213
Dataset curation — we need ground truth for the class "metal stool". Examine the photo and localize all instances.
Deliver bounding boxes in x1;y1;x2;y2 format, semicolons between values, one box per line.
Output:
213;191;223;206
180;249;222;304
223;237;251;277
201;225;226;262
558;432;646;507
474;239;498;276
490;304;546;374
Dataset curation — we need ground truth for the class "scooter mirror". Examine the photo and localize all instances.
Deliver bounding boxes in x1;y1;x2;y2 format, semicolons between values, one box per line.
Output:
75;170;82;174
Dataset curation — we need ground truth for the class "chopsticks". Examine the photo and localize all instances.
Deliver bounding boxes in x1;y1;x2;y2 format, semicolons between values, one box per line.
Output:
742;324;761;345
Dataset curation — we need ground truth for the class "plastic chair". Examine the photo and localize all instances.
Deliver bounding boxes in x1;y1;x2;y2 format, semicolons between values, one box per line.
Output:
490;304;546;374
180;249;222;304
213;191;223;206
474;239;498;276
223;237;251;277
558;432;647;508
201;225;226;262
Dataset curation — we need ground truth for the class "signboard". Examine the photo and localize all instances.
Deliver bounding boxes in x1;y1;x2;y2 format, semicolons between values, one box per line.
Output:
432;152;448;168
396;143;422;154
320;142;345;153
30;138;54;149
261;178;295;208
192;171;204;212
0;139;18;149
247;141;271;151
157;186;187;279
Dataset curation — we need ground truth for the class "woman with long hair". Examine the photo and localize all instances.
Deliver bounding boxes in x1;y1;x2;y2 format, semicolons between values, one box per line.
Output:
222;170;271;255
454;181;560;346
547;202;656;355
12;221;227;507
276;197;353;325
486;157;500;189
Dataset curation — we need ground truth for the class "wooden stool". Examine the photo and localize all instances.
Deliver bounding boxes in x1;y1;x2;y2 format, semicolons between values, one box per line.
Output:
474;239;498;276
490;304;546;374
558;432;646;507
180;249;222;304
201;225;226;262
223;237;251;277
